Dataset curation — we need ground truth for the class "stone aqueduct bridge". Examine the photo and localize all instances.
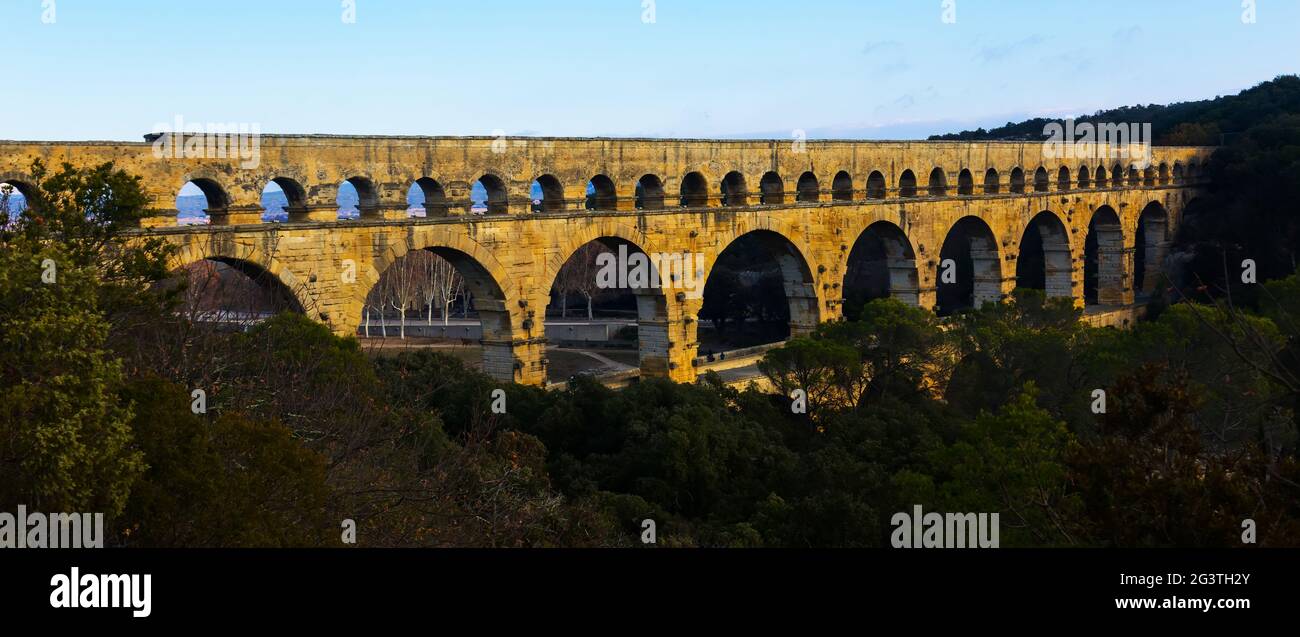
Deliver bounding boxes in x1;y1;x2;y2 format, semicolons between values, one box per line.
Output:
0;136;1212;385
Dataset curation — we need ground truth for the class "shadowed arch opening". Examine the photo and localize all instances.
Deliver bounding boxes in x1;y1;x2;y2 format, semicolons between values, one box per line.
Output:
337;176;379;220
531;174;565;213
1094;165;1109;188
843;221;919;320
409;177;449;217
1127;165;1140;186
1158;163;1170;185
586;174;616;211
1016;211;1072;299
1111;163;1124;187
680;172;708;207
472;174;508;214
937;216;1002;316
545;236;674;381
760;172;785;205
176;178;230;226
796;172;819;202
636;174;665;210
1057;166;1071;191
700;230;819;353
1084;206;1125;306
957;169;974;195
159;257;306;329
1077;165;1092;189
261;177;306;223
983;168;1000;194
1033;167;1050;192
1142;166;1156;187
833;171;854;201
1173;162;1185;183
899;170;918;197
865;171;886;199
1135;202;1169;296
1010;167;1026;193
928;168;947;197
720;171;748;207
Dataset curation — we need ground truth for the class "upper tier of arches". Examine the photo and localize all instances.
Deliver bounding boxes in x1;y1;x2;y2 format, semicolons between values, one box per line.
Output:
156;158;1208;225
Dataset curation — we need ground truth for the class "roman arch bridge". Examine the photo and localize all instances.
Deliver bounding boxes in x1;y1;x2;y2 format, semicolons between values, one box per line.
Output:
0;135;1213;385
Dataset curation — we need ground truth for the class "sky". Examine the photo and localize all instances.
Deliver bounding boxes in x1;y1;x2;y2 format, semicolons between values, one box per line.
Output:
1;0;1298;141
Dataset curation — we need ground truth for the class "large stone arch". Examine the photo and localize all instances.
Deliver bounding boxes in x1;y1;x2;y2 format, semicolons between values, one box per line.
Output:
842;220;920;318
363;227;535;382
1015;210;1074;300
542;221;682;379
1134;201;1170;296
702;221;821;338
1084;205;1129;306
937;215;1003;315
168;237;318;321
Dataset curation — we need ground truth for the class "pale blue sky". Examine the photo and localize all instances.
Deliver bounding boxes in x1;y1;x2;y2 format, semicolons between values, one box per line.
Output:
1;0;1297;140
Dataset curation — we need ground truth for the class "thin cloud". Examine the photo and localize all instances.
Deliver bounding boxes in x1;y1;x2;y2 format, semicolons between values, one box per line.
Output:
977;35;1047;64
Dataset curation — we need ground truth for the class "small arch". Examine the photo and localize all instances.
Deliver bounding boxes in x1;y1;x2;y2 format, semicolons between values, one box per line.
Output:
720;171;748;207
1158;162;1170;185
586;174;616;211
1094;165;1109;188
1187;161;1200;182
473;174;509;214
531;174;565;213
1015;211;1073;300
1009;167;1026;193
1077;165;1092;189
261;177;307;222
177;178;230;226
1172;162;1185;183
1057;166;1071;191
679;172;708;207
0;179;37;218
796;172;819;202
1111;163;1125;187
1033;166;1050;192
636;174;666;210
983;168;1000;194
338;176;379;220
759;171;785;205
833;171;855;201
927;167;948;197
865;171;886;199
899;170;918;198
1142;166;1156;187
957;169;974;196
409;177;449;217
1127;165;1140;186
